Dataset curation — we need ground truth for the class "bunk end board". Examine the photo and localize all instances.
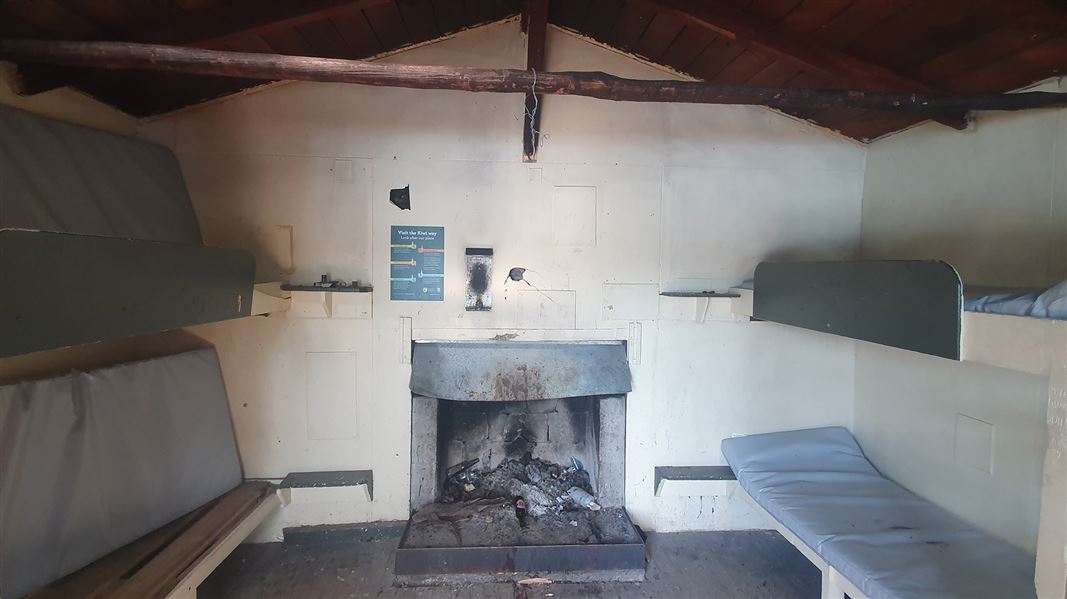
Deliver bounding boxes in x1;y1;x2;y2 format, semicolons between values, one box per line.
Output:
753;261;962;360
0;229;255;358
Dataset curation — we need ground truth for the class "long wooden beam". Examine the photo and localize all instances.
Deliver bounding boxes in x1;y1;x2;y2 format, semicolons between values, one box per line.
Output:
13;0;387;95
522;0;549;162
645;0;969;129
2;39;1066;114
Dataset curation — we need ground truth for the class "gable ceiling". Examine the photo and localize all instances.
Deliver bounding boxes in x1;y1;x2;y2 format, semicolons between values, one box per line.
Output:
1;0;1065;142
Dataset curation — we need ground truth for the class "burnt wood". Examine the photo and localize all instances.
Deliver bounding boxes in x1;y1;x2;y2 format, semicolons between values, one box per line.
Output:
3;39;1066;114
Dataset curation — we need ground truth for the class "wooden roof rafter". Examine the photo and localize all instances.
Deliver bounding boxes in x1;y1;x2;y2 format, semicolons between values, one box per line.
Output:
641;0;971;130
1;0;1065;141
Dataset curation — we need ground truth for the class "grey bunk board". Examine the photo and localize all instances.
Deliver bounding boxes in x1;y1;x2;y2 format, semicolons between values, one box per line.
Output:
0;105;256;357
0;230;255;357
752;260;963;360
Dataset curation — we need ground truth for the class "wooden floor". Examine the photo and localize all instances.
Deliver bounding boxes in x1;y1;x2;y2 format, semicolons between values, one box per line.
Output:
200;529;820;598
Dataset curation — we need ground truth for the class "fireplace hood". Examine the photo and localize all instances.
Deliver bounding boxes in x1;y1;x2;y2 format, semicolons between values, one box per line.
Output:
409;341;632;402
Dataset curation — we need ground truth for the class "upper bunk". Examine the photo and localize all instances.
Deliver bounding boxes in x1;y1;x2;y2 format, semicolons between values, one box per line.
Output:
0;105;267;357
729;260;1065;377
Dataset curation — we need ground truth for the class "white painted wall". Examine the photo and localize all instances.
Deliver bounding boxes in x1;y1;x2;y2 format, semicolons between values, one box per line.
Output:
861;79;1067;288
139;20;865;539
856;79;1066;573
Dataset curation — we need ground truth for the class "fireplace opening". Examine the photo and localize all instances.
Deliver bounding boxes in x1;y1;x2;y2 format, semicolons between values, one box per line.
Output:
397;341;645;583
405;396;639;549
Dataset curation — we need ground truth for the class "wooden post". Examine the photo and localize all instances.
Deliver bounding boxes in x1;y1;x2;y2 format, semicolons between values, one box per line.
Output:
2;40;1066;115
522;0;548;162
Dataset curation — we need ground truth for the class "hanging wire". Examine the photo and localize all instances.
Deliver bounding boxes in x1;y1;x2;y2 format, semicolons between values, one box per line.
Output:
522;68;549;150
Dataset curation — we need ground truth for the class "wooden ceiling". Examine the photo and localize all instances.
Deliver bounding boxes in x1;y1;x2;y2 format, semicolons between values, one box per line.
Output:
2;0;1066;141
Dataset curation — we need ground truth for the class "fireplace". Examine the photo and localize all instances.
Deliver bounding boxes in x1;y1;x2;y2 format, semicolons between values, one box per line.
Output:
395;341;646;584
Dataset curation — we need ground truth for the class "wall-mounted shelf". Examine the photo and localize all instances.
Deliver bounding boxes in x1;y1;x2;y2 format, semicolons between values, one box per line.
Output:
250;282;291;316
658;290;746;323
288;290;372;319
659;291;741;298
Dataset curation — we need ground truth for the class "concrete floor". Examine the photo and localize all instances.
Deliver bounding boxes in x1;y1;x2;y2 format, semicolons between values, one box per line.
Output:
200;530;821;598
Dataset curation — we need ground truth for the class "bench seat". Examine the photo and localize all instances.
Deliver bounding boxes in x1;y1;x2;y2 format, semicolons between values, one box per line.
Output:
722;427;1036;599
29;481;280;599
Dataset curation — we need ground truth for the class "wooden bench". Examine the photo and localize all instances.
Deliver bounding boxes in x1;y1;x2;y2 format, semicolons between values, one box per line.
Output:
30;482;282;599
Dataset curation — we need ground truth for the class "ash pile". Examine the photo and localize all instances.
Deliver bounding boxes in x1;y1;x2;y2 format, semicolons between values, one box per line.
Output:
442;453;600;516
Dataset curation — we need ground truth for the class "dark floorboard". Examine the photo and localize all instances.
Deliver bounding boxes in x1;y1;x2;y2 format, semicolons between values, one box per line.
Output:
200;530;821;598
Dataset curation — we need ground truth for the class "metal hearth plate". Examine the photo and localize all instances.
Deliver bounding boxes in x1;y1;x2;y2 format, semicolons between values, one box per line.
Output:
394;510;646;585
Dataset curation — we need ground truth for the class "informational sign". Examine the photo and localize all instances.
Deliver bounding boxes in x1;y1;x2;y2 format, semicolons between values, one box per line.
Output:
390;226;444;301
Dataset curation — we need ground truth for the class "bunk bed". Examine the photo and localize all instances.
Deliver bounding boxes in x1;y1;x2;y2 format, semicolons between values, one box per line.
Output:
0;105;265;358
721;427;1036;599
728;260;1065;376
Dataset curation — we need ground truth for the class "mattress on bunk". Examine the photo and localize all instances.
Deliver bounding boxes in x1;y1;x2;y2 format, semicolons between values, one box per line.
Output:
0;348;242;598
722;427;1036;599
0;105;202;244
964;279;1066;320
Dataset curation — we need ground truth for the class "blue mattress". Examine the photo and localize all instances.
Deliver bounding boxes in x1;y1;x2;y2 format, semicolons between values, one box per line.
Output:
964;279;1066;320
722;427;1036;599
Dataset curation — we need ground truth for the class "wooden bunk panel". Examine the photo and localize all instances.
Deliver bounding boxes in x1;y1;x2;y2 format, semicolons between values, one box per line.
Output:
753;260;962;359
0;229;254;357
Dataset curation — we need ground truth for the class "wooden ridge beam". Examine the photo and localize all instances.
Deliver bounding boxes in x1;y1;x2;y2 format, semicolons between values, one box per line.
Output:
2;39;1066;115
644;0;971;129
522;0;549;162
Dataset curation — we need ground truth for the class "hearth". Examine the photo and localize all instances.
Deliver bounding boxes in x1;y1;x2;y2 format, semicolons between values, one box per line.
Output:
395;341;645;584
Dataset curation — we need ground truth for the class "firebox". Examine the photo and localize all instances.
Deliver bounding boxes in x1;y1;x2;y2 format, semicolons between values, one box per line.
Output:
395;341;646;584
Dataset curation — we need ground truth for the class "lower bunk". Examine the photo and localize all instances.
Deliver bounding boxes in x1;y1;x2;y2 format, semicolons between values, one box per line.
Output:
722;427;1036;599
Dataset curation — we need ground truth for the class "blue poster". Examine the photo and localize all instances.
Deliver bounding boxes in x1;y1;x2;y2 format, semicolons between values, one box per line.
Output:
390;226;445;301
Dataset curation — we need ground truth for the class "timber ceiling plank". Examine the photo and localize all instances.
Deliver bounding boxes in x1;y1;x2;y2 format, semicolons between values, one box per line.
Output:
744;58;803;86
645;0;959;96
464;0;497;24
656;24;716;71
363;2;412;50
331;11;385;56
845;0;1040;75
2;0;111;39
139;0;392;47
581;0;628;43
945;33;1067;94
778;0;856;35
914;11;1067;85
259;28;317;56
59;0;142;34
714;47;775;84
747;0;804;21
633;11;687;62
834;112;927;142
689;36;750;81
0;8;51;39
808;0;918;49
395;0;441;44
295;19;354;58
551;0;592;31
223;35;276;54
431;0;466;33
612;0;659;52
